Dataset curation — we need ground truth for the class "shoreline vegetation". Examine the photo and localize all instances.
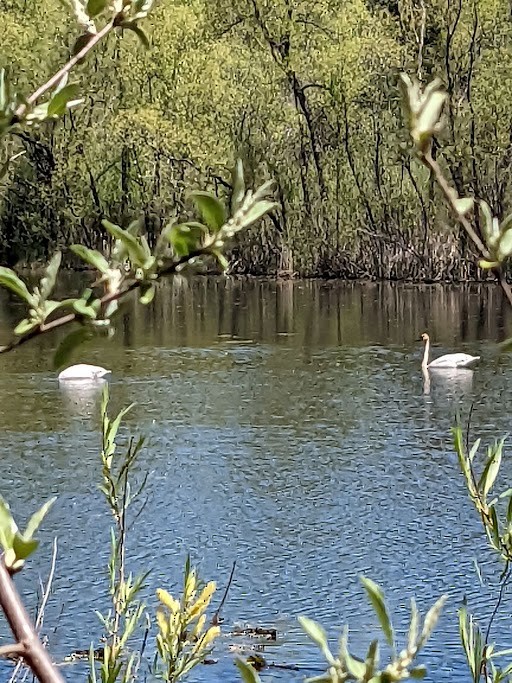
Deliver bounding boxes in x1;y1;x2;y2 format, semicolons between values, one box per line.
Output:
1;0;511;282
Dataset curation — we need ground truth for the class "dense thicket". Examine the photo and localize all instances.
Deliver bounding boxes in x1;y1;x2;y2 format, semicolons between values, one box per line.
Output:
0;0;511;279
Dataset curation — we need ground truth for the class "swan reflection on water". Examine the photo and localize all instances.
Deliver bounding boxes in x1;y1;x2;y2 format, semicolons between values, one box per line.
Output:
422;365;475;396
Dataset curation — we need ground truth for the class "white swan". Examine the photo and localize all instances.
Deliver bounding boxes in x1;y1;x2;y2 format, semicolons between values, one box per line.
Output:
420;332;480;369
58;364;111;381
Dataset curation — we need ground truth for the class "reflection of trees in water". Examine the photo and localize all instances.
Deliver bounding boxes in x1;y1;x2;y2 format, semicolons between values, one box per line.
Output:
0;279;509;360
112;279;511;349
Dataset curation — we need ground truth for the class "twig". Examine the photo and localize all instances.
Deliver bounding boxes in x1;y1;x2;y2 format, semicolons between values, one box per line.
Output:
0;556;64;683
0;643;25;659
211;561;236;626
14;21;115;121
485;565;511;647
421;149;512;308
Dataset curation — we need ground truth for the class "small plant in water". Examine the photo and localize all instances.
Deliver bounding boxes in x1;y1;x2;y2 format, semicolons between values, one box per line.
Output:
154;557;220;682
89;386;148;683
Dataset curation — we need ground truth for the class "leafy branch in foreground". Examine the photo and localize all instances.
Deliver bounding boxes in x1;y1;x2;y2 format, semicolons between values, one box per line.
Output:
400;74;512;308
224;580;438;683
0;0;154;147
0;498;62;683
0;160;277;366
452;425;512;682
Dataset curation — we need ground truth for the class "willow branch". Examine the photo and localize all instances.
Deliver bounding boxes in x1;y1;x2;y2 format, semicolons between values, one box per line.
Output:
0;244;218;355
422;149;512;307
20;21;115;115
0;643;25;658
0;557;64;683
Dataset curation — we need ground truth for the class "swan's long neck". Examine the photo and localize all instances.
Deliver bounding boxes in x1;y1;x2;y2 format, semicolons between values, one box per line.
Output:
422;337;430;369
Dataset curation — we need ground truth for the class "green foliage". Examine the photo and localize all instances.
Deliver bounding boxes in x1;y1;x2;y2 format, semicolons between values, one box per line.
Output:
89;386;148;683
2;0;512;278
452;425;511;561
300;577;446;683
0;496;55;572
155;558;220;682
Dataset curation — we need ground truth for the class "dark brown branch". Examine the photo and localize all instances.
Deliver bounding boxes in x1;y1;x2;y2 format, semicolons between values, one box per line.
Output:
0;557;64;683
211;561;236;626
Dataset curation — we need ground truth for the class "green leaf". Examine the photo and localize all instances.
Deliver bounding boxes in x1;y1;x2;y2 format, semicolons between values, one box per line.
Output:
14;318;39;336
240;200;277;228
0;497;17;551
47;83;81;118
73;299;98;319
102;219;147;267
86;0;108;17
12;534;39;561
231;159;245;213
360;577;394;649
454;198;474;217
140;283;155;305
25;497;56;539
479;259;500;269
416;91;447;136
189;191;226;232
419;595;448;648
479;201;495;246
235;658;262;683
0;267;32;304
40;251;62;300
70;245;110;274
169;223;208;258
478;440;504;498
53;327;93;370
498;230;512;261
299;616;328;650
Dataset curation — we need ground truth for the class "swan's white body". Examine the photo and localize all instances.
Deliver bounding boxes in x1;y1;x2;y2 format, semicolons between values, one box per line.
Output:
58;364;111;381
421;333;480;369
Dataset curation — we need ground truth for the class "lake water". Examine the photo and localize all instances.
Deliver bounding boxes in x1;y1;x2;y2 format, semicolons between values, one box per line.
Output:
0;277;512;683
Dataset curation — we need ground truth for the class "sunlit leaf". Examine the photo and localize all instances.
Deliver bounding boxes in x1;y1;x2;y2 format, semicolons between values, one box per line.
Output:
47;84;82;117
102;219;147;267
14;318;38;336
70;246;109;274
12;534;38;560
0;267;33;304
25;497;56;540
73;299;98;319
235;658;262;683
139;283;155;305
240;200;277;228
0;497;17;551
299;616;328;650
40;252;62;300
454;198;474;217
231;160;245;213
360;577;394;648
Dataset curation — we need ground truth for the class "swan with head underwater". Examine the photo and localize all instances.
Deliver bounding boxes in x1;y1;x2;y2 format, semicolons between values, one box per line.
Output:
420;332;480;369
58;364;111;381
